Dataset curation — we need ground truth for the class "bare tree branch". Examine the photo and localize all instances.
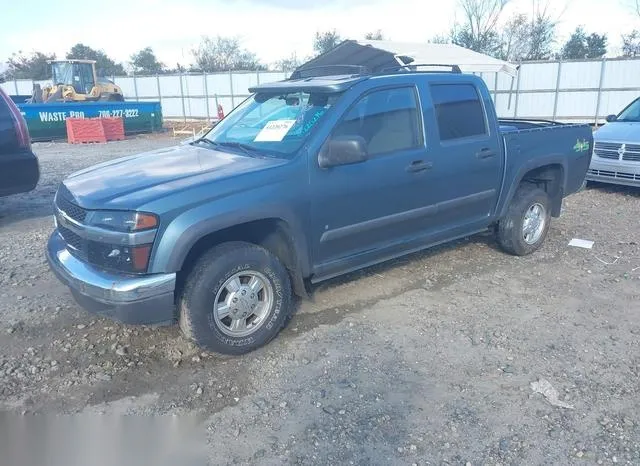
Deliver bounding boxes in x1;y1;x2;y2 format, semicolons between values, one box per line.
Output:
460;0;510;40
451;0;511;54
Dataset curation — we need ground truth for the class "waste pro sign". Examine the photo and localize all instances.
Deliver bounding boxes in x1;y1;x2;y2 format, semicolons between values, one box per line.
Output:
17;101;162;141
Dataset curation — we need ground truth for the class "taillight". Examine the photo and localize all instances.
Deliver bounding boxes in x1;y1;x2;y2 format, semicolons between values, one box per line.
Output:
0;88;31;150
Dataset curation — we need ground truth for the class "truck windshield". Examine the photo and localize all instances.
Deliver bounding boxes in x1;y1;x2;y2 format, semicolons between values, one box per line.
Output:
202;91;341;158
617;98;640;122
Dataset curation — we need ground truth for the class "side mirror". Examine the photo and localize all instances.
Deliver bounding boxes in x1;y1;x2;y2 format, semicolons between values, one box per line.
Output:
606;114;617;122
318;135;368;169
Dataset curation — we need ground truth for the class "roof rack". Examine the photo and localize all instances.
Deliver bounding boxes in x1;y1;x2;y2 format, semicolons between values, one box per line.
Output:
379;63;462;74
288;65;370;80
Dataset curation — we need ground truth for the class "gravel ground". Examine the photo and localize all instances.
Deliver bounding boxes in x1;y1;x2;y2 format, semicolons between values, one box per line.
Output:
0;135;638;465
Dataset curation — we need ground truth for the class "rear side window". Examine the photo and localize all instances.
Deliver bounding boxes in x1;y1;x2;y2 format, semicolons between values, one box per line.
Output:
430;84;487;141
332;86;423;156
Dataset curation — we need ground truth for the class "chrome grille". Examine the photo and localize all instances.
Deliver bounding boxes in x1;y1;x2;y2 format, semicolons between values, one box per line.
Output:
594;142;621;159
593;142;640;162
56;196;87;223
58;225;87;258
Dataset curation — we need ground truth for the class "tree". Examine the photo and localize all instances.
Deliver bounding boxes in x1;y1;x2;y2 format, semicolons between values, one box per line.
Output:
499;13;531;61
428;35;450;44
450;0;510;55
365;30;384;40
313;30;342;56
191;36;265;72
274;53;302;72
621;30;640;57
130;47;165;74
5;51;56;80
499;7;556;61
66;43;125;76
528;13;557;60
586;33;607;58
560;27;607;59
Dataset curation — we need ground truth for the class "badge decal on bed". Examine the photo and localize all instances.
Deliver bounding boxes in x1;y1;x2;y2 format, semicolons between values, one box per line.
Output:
573;139;590;153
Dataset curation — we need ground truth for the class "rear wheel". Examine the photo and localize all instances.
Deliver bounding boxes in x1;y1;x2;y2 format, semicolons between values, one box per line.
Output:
497;184;551;256
178;242;293;355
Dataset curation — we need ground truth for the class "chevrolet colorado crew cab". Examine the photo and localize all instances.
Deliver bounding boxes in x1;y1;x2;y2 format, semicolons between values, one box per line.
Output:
46;66;593;355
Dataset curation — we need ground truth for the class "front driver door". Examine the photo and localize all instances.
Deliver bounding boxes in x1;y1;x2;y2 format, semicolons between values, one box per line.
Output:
308;84;431;279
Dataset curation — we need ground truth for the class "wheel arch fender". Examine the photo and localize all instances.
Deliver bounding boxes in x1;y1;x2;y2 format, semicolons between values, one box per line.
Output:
150;203;312;294
497;156;568;219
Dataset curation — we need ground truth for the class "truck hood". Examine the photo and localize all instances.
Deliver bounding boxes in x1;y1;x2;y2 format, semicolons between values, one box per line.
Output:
61;143;287;209
594;122;640;144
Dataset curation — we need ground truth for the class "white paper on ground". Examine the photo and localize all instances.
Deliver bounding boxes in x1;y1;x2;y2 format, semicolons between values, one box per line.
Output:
568;238;594;249
254;120;296;142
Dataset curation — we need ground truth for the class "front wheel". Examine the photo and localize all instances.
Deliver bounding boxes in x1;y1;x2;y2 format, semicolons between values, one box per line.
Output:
497;185;551;256
178;242;293;355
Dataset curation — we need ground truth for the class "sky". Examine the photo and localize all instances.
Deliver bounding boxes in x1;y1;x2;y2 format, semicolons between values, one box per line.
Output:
1;0;638;70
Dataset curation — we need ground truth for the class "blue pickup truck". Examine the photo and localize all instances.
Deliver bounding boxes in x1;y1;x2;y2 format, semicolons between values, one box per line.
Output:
46;66;593;355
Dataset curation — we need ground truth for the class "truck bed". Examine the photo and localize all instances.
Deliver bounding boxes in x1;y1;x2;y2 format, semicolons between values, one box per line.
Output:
498;118;566;132
497;120;593;211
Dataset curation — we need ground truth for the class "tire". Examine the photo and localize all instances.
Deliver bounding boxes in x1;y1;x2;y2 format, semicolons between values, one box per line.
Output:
178;241;293;355
497;184;551;256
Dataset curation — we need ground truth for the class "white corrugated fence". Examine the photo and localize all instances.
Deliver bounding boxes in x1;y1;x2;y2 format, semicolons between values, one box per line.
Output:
3;57;640;124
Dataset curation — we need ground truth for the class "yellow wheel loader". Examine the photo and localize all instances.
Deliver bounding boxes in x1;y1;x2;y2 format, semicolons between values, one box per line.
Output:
29;59;125;103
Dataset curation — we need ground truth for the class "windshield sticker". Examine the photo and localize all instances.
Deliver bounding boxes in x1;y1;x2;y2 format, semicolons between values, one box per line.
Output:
573;139;590;152
254;120;296;142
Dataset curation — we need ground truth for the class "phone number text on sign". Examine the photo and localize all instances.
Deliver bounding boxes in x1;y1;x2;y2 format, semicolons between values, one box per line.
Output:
98;109;140;118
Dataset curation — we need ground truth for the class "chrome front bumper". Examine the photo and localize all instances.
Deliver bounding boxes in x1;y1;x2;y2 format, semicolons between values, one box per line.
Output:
46;231;177;325
586;158;640;187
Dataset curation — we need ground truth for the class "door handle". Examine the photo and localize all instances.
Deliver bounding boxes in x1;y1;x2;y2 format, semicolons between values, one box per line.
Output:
406;160;433;173
476;148;496;159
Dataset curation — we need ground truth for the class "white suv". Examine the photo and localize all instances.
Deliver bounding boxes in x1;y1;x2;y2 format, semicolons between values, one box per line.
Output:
587;98;640;188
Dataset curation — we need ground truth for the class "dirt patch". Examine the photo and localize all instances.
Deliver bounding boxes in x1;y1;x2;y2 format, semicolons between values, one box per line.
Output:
0;136;638;464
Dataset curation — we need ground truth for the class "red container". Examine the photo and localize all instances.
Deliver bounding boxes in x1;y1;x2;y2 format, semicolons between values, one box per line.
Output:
66;118;107;144
100;117;125;141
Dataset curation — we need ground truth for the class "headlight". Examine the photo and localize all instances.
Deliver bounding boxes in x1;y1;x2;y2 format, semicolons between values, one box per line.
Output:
89;243;152;273
86;211;158;232
84;210;158;273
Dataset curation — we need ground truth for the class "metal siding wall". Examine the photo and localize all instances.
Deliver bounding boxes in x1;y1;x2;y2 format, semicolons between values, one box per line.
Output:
519;62;559;90
600;90;640;115
135;77;159;97
517;92;556;117
206;73;233;96
6;64;639;122
158;75;182;96
494;94;517;118
113;76;136;96
559;61;601;89
602;60;640;88
557;91;599;117
184;75;205;95
160;98;184;118
232;73;260;95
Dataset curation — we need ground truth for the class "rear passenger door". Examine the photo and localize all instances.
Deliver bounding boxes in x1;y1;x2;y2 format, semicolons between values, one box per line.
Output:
425;82;503;230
